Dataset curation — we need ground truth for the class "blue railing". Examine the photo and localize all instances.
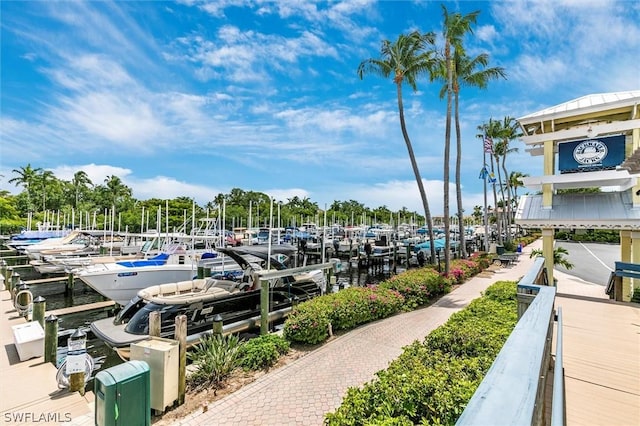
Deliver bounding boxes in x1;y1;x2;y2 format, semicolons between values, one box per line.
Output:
457;256;565;426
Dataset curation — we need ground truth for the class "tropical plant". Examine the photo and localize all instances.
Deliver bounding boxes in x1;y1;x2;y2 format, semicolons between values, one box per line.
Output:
238;334;290;371
358;30;438;264
70;171;93;208
438;5;483;270
187;334;245;390
8;164;42;212
435;31;506;260
529;246;574;270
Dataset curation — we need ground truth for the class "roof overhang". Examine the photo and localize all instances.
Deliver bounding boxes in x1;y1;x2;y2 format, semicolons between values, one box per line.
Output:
521;169;640;192
514;192;640;230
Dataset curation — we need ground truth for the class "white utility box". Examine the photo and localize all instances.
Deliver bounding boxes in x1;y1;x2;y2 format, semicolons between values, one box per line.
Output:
12;321;44;361
130;336;179;412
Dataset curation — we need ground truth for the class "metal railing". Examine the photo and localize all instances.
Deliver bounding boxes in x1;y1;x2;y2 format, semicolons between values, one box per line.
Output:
457;256;565;425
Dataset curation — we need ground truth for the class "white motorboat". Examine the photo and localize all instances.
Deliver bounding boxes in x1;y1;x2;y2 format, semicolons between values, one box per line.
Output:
74;244;241;306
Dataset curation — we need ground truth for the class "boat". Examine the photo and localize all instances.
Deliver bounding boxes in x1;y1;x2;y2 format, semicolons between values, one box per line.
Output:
74;243;241;306
90;245;326;359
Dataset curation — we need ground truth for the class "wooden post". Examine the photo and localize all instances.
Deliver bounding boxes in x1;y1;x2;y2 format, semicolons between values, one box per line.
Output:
11;271;20;293
0;260;6;290
65;273;74;297
149;311;161;337
44;314;58;365
212;314;223;335
67;329;87;395
406;245;411;268
260;277;269;335
197;265;204;279
3;266;12;289
203;266;211;278
175;314;187;405
33;296;46;327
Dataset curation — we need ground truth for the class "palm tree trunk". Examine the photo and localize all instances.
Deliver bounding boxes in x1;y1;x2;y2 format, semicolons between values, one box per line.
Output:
489;156;502;244
501;155;512;243
395;82;436;264
443;41;452;274
454;90;466;258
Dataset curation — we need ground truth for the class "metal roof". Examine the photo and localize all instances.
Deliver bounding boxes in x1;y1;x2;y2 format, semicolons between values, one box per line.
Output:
514;191;640;230
518;90;640;124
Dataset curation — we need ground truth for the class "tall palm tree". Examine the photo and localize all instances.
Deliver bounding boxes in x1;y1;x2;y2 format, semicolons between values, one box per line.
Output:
436;51;505;258
37;170;55;212
104;175;131;209
439;6;480;271
71;171;93;208
358;31;438;264
477;119;502;244
494;116;521;243
9;164;42;212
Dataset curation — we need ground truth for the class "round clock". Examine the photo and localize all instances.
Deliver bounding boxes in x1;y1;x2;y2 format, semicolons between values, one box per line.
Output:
573;140;607;165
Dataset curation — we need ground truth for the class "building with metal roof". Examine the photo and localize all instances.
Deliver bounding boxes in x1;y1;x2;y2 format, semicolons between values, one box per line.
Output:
514;91;640;301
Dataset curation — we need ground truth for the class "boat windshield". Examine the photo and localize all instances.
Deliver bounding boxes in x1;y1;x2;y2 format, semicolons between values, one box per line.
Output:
124;303;179;335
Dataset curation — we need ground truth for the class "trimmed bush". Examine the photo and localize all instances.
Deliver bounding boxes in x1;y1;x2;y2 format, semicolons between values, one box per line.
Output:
379;267;445;309
239;333;290;371
283;286;404;345
325;281;519;425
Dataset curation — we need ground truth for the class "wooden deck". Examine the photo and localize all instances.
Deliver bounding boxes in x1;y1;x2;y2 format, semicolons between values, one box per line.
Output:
0;289;92;425
554;291;640;425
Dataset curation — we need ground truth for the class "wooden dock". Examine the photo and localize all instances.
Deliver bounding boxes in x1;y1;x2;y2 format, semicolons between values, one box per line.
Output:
0;289;92;425
554;292;640;425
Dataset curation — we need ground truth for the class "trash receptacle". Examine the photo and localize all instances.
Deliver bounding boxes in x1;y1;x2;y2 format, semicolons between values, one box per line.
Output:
516;243;523;253
95;360;150;426
496;245;505;255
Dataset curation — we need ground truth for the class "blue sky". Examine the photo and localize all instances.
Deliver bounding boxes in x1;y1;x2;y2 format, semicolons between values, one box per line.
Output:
2;0;639;216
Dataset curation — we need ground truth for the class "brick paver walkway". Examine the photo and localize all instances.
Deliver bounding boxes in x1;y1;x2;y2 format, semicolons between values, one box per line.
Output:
171;241;542;426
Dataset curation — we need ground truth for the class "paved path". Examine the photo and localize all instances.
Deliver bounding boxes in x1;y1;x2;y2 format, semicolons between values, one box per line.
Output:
170;241;543;426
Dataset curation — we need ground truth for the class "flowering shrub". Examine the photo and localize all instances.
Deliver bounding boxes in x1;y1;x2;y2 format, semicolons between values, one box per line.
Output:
282;300;332;345
283;286;404;345
379;268;443;309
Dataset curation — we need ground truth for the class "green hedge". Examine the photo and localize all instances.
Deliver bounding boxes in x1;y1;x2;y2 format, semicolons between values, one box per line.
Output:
283;257;488;346
324;280;518;425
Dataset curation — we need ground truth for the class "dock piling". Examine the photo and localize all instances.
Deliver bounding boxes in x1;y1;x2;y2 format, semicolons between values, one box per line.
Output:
44;314;59;365
65;273;74;296
67;329;87;395
149;311;161;337
212;314;223;335
175;314;187;406
33;296;46;327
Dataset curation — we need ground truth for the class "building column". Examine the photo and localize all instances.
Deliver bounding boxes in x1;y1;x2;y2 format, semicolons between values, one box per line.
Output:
542;228;554;285
620;230;632;301
631;231;640;301
632;128;640;208
542;141;555;209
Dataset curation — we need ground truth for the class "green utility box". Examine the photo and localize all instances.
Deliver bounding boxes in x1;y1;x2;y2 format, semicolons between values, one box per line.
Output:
94;360;151;426
496;245;505;255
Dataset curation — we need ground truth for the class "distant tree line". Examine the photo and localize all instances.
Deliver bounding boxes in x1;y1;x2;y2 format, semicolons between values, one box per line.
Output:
1;164;434;235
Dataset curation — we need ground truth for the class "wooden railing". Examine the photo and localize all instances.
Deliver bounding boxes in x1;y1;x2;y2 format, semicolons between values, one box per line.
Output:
457;256;565;425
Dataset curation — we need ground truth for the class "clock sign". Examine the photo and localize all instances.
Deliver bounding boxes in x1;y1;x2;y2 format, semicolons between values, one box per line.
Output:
572;139;608;165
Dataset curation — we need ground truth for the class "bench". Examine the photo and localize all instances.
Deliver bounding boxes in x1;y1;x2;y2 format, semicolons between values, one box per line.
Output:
605;261;640;301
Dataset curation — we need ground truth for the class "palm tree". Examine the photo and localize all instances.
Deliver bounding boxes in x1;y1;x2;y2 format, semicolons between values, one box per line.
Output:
436;51;505;258
494;116;522;243
439;6;482;270
104;175;131;209
530;246;574;270
477;119;502;244
37;170;55;212
9;164;42;212
71;171;93;208
508;171;528;205
358;31;438;264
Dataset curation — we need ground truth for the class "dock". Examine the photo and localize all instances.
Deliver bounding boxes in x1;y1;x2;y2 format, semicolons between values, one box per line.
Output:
0;288;93;425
